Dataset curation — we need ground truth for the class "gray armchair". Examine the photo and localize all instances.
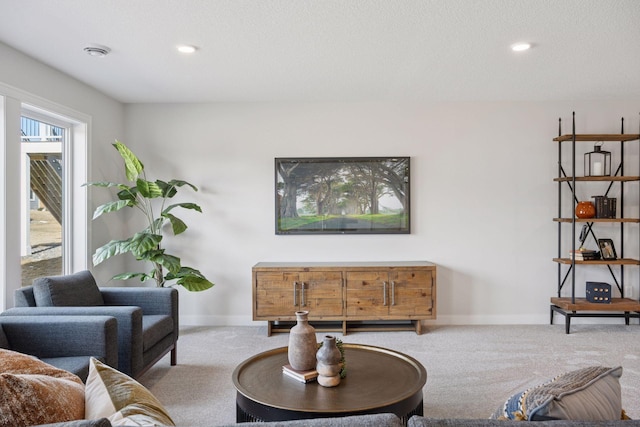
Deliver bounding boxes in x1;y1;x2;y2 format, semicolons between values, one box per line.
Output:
4;270;178;378
0;315;118;382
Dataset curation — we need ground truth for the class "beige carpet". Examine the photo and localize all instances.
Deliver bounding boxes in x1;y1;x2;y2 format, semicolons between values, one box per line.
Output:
139;324;640;426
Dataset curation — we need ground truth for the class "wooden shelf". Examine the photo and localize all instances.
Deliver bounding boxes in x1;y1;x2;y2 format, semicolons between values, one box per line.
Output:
553;134;640;142
551;117;640;333
551;297;640;312
554;176;640;182
553;217;640;223
553;257;640;265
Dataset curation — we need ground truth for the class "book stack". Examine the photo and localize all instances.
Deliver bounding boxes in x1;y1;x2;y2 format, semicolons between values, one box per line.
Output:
282;364;318;383
569;249;600;261
592;196;617;219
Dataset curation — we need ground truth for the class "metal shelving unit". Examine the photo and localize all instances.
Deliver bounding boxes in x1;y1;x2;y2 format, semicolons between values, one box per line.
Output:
550;112;640;333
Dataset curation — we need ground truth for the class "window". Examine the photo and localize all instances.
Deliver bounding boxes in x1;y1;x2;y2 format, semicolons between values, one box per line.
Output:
0;84;90;310
20;115;65;285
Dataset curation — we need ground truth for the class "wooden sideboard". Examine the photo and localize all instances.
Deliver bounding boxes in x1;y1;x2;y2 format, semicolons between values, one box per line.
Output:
252;261;436;336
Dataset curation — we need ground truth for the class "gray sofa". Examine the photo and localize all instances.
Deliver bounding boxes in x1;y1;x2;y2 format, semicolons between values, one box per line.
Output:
0;315;118;382
408;417;640;426
5;270;178;378
36;414;640;427
36;413;402;426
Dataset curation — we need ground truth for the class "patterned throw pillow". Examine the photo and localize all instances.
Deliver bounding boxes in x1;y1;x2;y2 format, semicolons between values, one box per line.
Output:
85;357;175;426
0;349;85;427
492;366;623;421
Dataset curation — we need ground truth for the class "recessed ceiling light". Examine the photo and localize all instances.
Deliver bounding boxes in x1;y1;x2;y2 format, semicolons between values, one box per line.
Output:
177;45;197;54
83;45;111;57
511;42;532;52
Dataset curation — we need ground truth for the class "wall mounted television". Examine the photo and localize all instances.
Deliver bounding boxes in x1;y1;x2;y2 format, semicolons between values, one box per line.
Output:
275;157;410;235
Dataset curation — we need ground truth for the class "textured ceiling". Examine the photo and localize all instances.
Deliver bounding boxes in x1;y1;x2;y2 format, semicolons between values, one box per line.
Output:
0;0;639;103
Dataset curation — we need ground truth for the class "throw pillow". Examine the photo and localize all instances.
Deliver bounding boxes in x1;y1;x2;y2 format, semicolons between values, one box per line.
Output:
0;349;85;427
37;419;112;427
491;365;623;421
33;270;105;307
85;357;175;426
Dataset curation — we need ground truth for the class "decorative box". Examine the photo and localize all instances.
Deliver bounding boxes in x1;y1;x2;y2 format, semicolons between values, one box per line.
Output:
586;281;611;303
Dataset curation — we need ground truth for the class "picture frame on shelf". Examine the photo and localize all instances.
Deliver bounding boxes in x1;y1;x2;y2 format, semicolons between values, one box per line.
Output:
598;238;617;260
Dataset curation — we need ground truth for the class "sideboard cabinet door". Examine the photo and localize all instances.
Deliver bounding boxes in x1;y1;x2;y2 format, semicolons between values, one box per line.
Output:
388;270;434;317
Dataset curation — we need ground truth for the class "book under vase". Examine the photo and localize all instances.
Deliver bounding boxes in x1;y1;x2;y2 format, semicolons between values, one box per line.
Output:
282;364;318;383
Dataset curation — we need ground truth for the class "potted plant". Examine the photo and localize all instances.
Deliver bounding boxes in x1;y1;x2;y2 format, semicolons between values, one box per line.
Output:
84;141;214;291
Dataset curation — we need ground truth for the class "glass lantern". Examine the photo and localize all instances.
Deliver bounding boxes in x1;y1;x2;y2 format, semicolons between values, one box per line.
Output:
584;143;611;176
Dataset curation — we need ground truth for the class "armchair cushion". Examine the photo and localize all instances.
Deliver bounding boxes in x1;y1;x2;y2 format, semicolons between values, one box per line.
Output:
0;349;84;426
40;356;101;383
33;270;104;307
0;315;118;382
142;315;174;352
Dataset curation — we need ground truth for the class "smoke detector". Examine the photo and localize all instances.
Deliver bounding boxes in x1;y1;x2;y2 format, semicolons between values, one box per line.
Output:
83;45;111;57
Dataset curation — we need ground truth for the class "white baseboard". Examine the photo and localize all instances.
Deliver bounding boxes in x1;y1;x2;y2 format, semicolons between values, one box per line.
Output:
180;315;255;326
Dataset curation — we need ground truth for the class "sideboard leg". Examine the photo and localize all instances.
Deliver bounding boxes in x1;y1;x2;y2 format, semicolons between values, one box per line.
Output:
415;320;422;335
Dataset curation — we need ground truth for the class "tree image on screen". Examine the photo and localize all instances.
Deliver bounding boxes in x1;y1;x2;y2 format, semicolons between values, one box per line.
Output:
276;157;409;234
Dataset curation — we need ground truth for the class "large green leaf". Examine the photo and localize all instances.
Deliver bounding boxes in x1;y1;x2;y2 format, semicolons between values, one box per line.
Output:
137;248;164;260
112;272;153;282
83;181;128;189
165;266;205;280
176;275;214;292
163;203;202;214
114;141;144;182
164;213;187;235
136;178;163;199
92;238;134;265
164;267;214;291
117;186;138;202
167;179;198;192
151;253;181;275
92;200;132;219
128;232;162;257
156;180;177;198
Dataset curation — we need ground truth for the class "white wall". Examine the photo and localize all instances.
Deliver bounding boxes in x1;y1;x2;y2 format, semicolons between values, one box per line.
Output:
2;39;639;325
124;101;640;326
0;41;126;291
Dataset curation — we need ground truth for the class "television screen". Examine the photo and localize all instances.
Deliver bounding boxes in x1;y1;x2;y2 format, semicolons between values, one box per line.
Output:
275;157;410;234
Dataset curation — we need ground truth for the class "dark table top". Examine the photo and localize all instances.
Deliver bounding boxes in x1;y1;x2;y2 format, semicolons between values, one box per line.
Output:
232;343;427;415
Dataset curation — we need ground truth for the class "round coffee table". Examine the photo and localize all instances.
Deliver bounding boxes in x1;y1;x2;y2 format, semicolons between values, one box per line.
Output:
232;343;426;424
